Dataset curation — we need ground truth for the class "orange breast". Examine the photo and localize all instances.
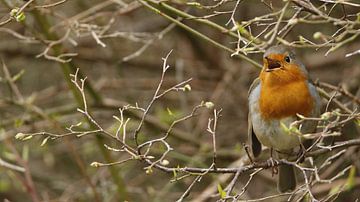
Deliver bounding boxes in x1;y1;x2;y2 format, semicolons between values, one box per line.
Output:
259;74;314;120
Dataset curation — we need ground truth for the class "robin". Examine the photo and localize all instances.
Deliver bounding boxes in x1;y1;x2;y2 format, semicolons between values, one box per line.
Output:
248;45;321;192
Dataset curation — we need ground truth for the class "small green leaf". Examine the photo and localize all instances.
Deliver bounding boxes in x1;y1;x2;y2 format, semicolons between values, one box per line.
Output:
289;125;301;135
236;22;247;34
15;12;26;22
355;119;360;127
12;69;25;82
14;119;24;128
22;135;33;141
217;184;226;199
345;166;356;190
167;107;174;116
186;2;202;8
40;136;50;147
156;107;181;124
329;184;341;195
280;122;290;134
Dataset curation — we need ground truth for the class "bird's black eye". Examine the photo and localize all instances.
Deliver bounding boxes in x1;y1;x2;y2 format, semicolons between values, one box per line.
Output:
284;56;291;63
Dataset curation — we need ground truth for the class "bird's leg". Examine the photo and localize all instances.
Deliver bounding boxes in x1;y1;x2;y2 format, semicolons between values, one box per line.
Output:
268;148;278;176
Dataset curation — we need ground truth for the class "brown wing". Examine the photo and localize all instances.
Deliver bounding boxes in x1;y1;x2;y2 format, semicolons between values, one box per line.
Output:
248;78;262;158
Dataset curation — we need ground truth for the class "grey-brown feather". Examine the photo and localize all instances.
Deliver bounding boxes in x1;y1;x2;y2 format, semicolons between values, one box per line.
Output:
247;78;262;158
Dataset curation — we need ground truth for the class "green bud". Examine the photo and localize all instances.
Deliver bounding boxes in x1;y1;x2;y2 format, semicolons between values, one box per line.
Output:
299;36;306;44
321;112;331;120
288;18;298;25
145;167;153;174
204;102;214;109
10;8;19;17
313;32;322;39
15;133;32;140
15;133;26;140
90;162;100;167
160;159;169;166
15;12;26;22
184;84;191;91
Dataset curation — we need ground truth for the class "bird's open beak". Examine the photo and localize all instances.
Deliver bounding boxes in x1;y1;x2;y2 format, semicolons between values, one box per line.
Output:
265;57;282;72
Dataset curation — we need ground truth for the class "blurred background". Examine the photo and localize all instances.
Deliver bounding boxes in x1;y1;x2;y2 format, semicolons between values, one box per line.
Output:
0;0;359;201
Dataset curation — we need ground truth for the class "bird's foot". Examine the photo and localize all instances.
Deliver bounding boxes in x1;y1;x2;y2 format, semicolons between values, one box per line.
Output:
267;157;279;176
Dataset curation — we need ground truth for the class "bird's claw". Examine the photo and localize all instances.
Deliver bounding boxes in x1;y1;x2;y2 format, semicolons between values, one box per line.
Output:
267;157;279;176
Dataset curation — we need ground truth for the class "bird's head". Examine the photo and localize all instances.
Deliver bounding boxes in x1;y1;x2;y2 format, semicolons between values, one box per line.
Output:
260;45;309;86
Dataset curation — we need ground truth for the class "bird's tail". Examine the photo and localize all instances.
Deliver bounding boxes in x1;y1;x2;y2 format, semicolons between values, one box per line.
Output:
277;164;296;193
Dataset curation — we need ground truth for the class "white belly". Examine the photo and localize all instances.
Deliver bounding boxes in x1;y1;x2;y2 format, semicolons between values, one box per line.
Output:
251;114;301;151
249;85;302;151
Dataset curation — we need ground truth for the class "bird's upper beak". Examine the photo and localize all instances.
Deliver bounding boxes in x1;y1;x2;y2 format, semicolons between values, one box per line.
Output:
265;57;282;72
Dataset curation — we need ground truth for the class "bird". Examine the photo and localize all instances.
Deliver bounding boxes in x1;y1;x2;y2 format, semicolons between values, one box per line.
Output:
248;45;321;193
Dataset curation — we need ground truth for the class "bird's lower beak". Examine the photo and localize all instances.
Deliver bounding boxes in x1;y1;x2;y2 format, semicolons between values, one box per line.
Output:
265;58;282;72
265;68;274;72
